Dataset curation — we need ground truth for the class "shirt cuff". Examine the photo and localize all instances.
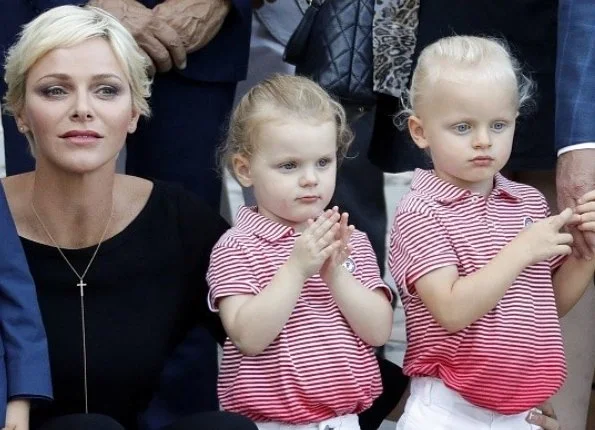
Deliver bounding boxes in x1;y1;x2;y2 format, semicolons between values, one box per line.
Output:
557;142;595;156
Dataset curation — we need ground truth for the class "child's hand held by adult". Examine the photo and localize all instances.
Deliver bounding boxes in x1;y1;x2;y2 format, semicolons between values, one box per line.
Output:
511;207;574;266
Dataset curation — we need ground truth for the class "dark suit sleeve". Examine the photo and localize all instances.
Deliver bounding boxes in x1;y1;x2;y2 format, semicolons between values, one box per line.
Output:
0;185;52;401
555;0;595;151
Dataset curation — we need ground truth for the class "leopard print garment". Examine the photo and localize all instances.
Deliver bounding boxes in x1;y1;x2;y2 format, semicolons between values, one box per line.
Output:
372;0;420;97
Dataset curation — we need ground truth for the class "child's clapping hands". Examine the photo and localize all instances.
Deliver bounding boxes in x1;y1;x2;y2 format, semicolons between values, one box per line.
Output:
320;207;355;283
289;206;355;281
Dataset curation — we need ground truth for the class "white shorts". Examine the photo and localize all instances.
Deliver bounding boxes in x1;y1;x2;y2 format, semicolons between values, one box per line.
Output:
396;377;542;430
256;413;360;430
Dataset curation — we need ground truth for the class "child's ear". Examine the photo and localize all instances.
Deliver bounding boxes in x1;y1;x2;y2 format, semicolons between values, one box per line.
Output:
408;115;429;149
232;154;253;187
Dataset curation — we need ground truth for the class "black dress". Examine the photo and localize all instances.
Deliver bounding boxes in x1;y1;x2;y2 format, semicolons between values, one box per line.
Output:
370;0;559;173
21;182;229;430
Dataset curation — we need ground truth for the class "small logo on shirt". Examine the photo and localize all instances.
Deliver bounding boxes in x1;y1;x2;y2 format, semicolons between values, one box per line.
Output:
343;257;356;273
524;217;534;227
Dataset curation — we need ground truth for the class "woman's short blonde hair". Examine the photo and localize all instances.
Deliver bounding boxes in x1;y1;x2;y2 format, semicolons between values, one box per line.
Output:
219;74;353;178
4;5;151;121
401;35;534;120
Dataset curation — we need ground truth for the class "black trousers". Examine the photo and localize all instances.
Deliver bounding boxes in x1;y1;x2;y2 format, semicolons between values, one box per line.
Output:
359;357;409;430
37;411;257;430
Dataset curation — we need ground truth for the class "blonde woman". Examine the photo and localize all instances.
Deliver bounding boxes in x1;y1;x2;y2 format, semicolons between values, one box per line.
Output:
1;6;255;430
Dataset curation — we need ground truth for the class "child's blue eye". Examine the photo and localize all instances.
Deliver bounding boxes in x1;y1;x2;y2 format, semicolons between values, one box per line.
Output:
492;122;507;131
317;158;332;167
279;161;297;170
453;123;470;133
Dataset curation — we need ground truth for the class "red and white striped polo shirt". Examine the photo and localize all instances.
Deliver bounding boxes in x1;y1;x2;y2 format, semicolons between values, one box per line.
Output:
389;169;566;415
207;206;390;424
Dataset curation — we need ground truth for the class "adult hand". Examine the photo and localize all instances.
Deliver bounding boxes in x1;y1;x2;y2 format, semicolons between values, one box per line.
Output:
153;0;231;54
252;0;276;8
88;0;187;72
526;401;561;430
557;148;595;259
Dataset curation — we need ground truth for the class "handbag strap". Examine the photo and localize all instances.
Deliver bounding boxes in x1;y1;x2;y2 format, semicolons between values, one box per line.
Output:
283;0;324;65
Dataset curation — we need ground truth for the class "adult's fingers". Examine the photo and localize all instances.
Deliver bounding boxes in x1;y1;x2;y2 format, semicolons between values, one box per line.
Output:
526;408;561;430
559;191;592;258
538;401;557;419
151;18;187;70
578;189;595;205
578;221;595;232
584;230;595;249
570;226;593;259
557;149;595;258
137;34;173;73
575;201;595;215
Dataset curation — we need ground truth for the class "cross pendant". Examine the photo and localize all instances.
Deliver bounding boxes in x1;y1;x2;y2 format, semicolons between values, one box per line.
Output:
78;279;87;297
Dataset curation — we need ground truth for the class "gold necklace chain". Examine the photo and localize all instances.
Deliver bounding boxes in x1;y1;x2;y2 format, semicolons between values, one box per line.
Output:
30;199;114;414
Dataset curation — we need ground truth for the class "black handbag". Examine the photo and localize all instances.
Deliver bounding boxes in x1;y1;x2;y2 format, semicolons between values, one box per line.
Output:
283;0;376;106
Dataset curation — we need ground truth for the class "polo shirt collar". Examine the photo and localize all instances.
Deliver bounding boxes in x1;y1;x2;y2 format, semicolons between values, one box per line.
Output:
411;169;522;204
235;206;295;242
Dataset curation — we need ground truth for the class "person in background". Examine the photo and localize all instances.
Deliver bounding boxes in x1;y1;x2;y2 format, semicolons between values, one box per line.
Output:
1;6;256;430
556;1;595;425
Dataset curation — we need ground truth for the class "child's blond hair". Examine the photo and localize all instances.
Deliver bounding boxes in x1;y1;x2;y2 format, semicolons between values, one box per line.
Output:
400;35;533;122
220;74;353;178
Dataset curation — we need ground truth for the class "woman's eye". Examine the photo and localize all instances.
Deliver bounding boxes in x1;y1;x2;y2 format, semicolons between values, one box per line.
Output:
42;87;67;97
96;86;120;98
